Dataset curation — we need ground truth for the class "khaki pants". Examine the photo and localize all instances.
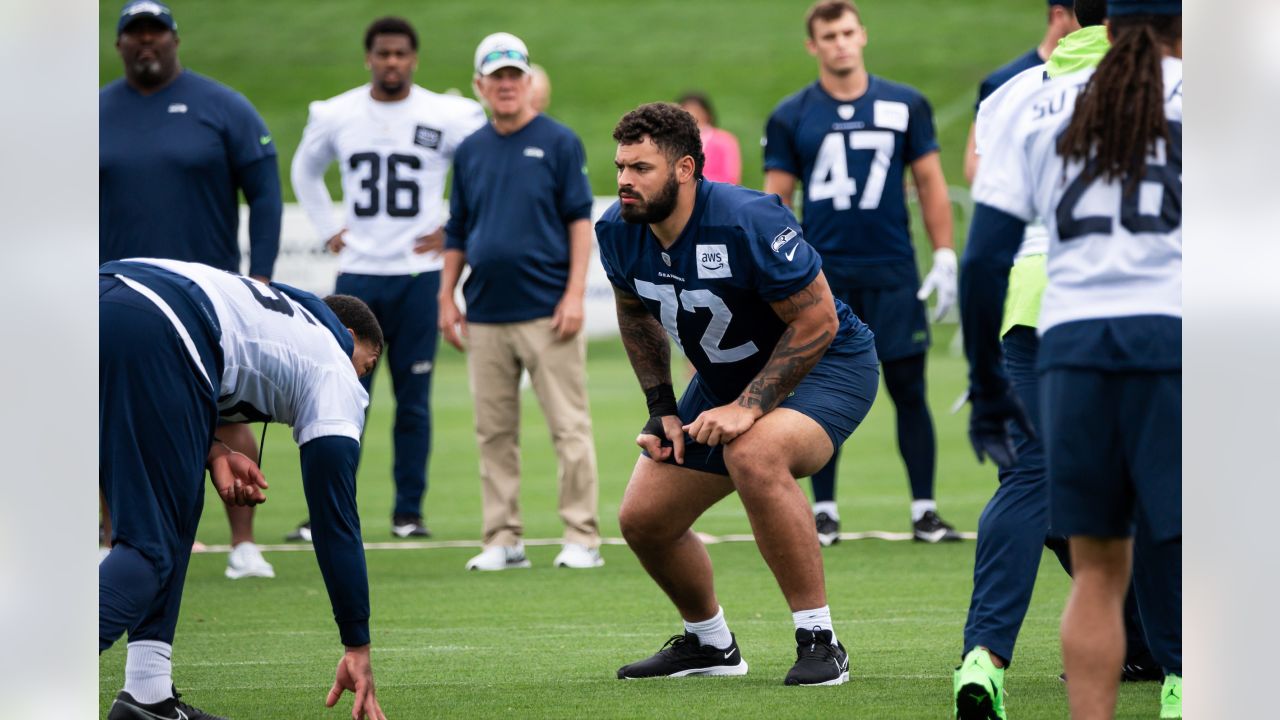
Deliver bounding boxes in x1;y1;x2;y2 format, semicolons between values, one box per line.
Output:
466;318;600;548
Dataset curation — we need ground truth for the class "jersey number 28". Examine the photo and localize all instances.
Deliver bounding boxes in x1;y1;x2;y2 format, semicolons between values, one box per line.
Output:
808;131;895;211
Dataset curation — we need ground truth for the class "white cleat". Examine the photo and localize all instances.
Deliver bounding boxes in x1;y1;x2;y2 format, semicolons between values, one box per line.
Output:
465;543;533;571
553;543;604;569
225;542;276;579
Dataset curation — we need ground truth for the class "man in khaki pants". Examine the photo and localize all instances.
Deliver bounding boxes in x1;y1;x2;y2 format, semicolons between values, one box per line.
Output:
439;32;602;570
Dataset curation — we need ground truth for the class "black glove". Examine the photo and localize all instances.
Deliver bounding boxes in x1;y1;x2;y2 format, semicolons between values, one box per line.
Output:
968;385;1036;467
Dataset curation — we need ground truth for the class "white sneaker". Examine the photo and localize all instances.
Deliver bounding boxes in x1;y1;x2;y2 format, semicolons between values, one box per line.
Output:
465;543;532;571
225;542;276;579
553;543;604;569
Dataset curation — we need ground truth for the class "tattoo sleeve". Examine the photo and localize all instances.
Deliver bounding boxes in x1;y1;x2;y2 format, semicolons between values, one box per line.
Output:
737;272;838;414
614;285;672;391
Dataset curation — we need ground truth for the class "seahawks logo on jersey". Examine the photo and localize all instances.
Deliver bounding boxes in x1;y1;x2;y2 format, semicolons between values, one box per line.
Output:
414;125;442;150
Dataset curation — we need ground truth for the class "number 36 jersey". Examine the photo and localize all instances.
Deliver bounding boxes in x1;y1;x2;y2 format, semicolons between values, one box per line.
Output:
764;77;939;270
106;258;370;447
292;85;487;276
595;181;874;405
972;57;1182;333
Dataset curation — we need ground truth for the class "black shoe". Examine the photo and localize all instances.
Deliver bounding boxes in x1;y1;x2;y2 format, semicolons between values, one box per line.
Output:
784;628;850;686
1121;661;1164;682
913;510;961;543
107;689;228;720
392;513;432;538
617;632;748;679
815;512;841;547
285;520;312;542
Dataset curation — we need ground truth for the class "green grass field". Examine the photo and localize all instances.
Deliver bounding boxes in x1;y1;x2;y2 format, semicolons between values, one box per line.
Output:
99;333;1159;718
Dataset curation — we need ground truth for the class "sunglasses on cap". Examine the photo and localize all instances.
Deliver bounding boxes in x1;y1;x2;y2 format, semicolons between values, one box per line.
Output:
483;49;528;64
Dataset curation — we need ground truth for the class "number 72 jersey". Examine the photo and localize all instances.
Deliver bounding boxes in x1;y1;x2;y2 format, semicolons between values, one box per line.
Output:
764;77;940;267
972;58;1183;333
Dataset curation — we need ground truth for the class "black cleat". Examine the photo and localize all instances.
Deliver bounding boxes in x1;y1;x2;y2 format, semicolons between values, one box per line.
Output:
392;513;432;538
617;632;748;679
784;628;850;686
913;510;962;543
284;520;312;542
815;512;841;547
107;689;228;720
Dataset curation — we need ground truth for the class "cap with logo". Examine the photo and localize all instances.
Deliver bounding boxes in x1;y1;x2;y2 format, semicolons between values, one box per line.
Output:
1107;0;1181;15
474;32;531;76
118;0;176;34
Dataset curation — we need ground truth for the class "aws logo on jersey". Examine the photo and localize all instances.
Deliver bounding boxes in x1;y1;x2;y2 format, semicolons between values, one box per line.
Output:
413;125;442;150
696;244;731;279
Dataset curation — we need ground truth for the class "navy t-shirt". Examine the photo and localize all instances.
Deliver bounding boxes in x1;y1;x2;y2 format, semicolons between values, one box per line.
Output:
976;48;1044;111
100;71;279;277
596;180;873;405
444;114;594;323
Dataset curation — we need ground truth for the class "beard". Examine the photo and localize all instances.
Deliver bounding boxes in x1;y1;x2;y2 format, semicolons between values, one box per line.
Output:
129;58;165;87
619;171;680;224
377;78;406;96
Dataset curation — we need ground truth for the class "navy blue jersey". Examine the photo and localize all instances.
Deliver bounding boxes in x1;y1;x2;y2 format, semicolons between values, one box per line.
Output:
445;114;594;323
976;48;1043;111
764;77;939;275
100;71;281;277
596;181;874;405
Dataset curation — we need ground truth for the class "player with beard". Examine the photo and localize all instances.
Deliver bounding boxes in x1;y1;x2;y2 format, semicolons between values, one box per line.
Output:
100;0;281;580
596;102;879;686
291;17;488;543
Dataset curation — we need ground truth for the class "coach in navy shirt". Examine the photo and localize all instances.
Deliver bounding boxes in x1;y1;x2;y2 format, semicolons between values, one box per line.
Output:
439;32;603;572
98;0;282;583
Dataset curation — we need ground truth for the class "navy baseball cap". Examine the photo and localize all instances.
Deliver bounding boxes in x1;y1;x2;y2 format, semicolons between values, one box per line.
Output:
1107;0;1181;14
1047;0;1073;6
118;1;177;34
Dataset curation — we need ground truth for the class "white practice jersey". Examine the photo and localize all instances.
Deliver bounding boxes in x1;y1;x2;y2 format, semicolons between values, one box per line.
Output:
974;63;1052;261
972;57;1183;333
117;258;370;446
291;85;487;275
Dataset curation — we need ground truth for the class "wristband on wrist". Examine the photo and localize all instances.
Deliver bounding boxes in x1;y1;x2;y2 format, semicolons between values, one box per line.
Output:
643;383;678;418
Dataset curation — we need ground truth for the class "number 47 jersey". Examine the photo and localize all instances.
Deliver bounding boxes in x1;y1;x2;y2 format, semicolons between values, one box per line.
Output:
595;181;874;406
292;85;487;276
972;57;1183;333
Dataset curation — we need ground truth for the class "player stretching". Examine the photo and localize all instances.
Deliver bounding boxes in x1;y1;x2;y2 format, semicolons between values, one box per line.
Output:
960;1;1182;717
765;0;960;544
598;103;879;686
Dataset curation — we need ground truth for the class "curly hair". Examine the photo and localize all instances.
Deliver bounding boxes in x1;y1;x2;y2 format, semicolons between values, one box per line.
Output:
364;16;417;51
324;294;384;352
612;102;705;179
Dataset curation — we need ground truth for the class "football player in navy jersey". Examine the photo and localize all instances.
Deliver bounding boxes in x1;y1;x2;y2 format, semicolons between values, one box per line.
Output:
960;1;1182;716
597;103;879;686
764;0;959;544
99;260;388;720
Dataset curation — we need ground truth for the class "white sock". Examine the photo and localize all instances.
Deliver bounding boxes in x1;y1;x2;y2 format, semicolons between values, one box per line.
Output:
911;499;937;523
684;606;733;650
124;640;174;704
812;501;839;520
793;606;837;645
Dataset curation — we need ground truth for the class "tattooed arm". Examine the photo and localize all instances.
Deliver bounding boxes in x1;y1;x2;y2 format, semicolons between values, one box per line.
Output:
683;272;838;446
615;286;687;463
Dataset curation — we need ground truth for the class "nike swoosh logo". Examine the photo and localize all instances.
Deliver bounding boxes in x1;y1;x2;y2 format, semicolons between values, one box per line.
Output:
785;246;797;262
260;135;272;145
111;699;184;720
724;647;737;659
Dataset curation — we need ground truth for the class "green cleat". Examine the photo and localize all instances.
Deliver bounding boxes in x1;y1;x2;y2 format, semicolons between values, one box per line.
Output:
954;648;1007;719
1159;674;1182;719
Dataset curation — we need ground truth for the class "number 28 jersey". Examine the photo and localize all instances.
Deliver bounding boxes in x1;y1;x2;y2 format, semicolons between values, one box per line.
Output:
595;181;874;405
292;85;487;275
764;77;939;271
972;58;1182;333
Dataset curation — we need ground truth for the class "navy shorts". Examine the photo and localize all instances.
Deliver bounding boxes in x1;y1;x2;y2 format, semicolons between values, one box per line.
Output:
657;346;879;476
1041;368;1182;542
831;283;929;363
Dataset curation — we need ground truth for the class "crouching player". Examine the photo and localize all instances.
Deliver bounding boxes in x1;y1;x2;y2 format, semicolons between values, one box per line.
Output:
596;103;879;686
99;258;388;720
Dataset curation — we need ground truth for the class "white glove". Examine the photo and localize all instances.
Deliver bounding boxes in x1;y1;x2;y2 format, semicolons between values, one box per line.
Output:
916;247;958;322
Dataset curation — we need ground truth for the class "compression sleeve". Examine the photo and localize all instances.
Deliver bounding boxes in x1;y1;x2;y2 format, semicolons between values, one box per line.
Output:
239;157;282;279
299;435;370;647
959;203;1028;397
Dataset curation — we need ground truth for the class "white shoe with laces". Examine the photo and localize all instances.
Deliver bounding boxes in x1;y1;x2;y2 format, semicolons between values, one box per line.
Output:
553;543;604;569
225;542;275;579
465;543;532;571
